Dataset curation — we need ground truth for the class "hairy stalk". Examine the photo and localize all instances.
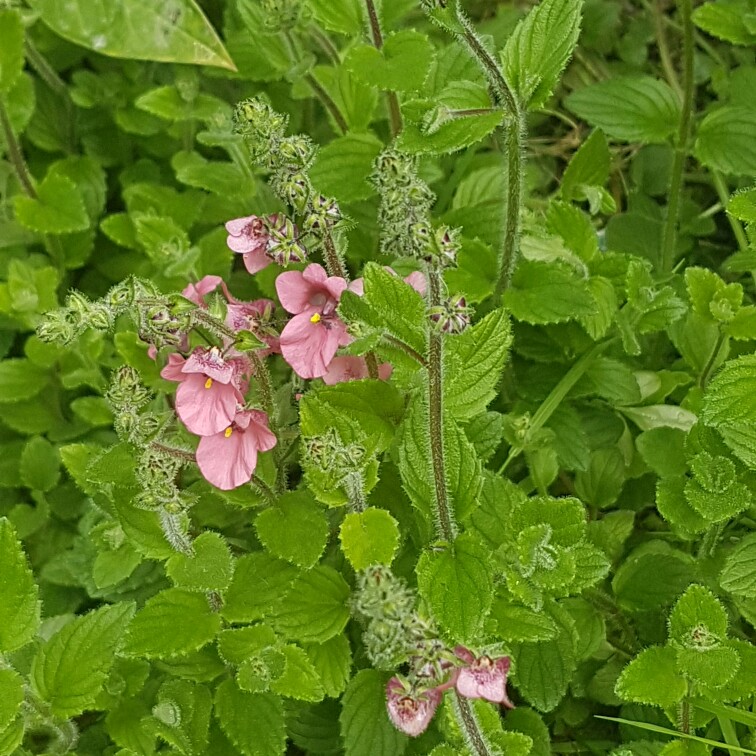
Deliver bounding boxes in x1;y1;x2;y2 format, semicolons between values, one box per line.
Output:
427;267;456;542
0;99;36;198
698;329;727;389
660;0;694;272
453;693;494;756
250;351;275;420
712;171;749;253
322;228;349;280
363;0;403;136
251;474;277;505
364;351;380;379
383;333;428;367
305;72;348;134
651;0;683;99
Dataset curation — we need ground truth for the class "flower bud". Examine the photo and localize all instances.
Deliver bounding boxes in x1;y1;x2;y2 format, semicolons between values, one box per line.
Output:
429;295;471;334
277;135;316;170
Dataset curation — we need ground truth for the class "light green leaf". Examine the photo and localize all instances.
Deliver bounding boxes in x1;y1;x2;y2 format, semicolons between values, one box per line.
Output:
695;106;756;177
693;0;756;45
565;76;680;143
561;129;611;202
310;133;383;202
304;635;352;698
340;508;400;571
574;448;624;509
14;174;90;234
20;436;60;492
501;0;584;109
444;308;512;419
340;670;407;756
0;518;40;652
0;668;24;735
669;584;729;646
0;9;24;94
28;0;236;69
272;566;350;644
720;534;756;597
417;534;493;643
166;531;235;592
124;589;221;659
270;645;325;702
490;599;558;643
255;492;328;569
214;680;285;756
615;646;687;708
619;405;697;432
307;0;362;35
344;30;433;92
31;602;135;717
146;679;212;756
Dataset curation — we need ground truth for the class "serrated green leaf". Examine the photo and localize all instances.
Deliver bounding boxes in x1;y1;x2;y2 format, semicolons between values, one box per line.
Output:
146;679;212;756
340;508;400;571
172;150;251;197
669;584;729;646
561;129;611;202
340;670;407;756
19;436;60;492
0;9;24;94
693;0;756;45
0;668;24;735
565;77;680;143
124;589;221;659
272;566;350;644
501;0;584;109
270;645;325;702
444;308;512;419
307;0;362;35
254;491;329;568
0;518;40;652
27;0;236;70
166;531;235;592
636;428;687;478
720;534;756;597
304;635;352;699
695;106;756;177
417;534;493;642
14;173;90;234
615;646;687;708
490;599;557;643
574;447;624;509
344;30;433;92
32;602;135;717
214;680;285;756
310;133;383;202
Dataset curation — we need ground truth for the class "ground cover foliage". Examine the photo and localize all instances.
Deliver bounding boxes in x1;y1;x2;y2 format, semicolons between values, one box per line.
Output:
0;0;755;753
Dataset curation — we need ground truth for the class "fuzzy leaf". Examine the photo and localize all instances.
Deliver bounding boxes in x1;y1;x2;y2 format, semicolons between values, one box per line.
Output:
616;646;687;708
31;602;135;717
340;508;401;571
0;668;24;735
166;531;235;592
14;174;90;234
20;436;60;493
720;534;756;597
304;635;352;699
561;129;611;201
695;106;756;177
270;645;325;702
669;584;729;647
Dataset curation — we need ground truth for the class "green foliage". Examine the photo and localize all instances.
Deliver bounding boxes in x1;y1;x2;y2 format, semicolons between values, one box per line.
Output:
340;507;401;570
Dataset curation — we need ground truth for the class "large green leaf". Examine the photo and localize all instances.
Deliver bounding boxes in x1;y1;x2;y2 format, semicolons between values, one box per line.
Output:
693;0;756;45
27;0;235;69
695;106;756;177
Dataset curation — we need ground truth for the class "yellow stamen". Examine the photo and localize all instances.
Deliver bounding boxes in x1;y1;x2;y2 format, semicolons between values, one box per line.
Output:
224;427;233;438
310;312;321;323
204;377;213;389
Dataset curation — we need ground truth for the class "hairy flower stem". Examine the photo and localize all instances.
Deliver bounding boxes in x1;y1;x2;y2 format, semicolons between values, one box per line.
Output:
453;693;494;756
322;228;348;280
0;99;36;198
250;351;275;420
363;0;403;136
660;0;694;273
428;267;457;542
452;8;524;300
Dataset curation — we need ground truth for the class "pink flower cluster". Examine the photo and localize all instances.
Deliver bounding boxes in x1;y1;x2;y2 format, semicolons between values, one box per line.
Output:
386;647;513;737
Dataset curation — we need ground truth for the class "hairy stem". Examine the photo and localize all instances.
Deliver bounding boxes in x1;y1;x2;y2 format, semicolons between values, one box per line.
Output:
250;351;275;420
427;267;456;542
453;694;494;756
363;0;403;136
305;73;348;134
382;333;428;367
365;350;380;379
651;0;683;99
712;170;749;252
0;99;36;198
322;228;349;280
660;0;694;272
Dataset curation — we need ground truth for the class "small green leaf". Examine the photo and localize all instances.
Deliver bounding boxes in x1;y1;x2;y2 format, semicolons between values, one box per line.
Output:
146;679;212;756
272;566;350;644
693;0;756;45
417;534;493;643
307;0;362;35
501;0;584;109
0;9;24;94
669;584;729;646
19;436;60;492
574;448;625;509
14;173;90;234
310;133;383;202
340;670;407;756
0;668;24;735
615;646;687;708
720;534;756;597
565;77;680;143
270;645;325;702
124;589;221;659
28;0;236;70
304;635;352;699
340;508;400;571
490;599;557;643
166;531;235;592
695;106;756;177
561;129;611;202
214;680;285;756
31;602;135;717
254;491;329;569
0;359;49;403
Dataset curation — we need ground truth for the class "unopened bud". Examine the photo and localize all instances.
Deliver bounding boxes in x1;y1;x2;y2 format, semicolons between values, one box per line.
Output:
429;295;471;334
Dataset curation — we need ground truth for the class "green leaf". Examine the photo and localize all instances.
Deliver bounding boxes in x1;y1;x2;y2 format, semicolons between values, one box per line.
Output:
307;0;362;35
146;679;212;756
340;508;400;571
124;588;221;659
310;133;383;202
344;30;433;92
0;359;49;403
214;680;285;756
669;584;729;646
693;0;756;45
0;518;40;652
14;173;90;234
636;428;688;478
504;260;596;324
0;9;24;94
701;353;756;467
270;645;325;702
574;448;625;509
695;106;756;177
19;436;60;492
444;308;512;419
27;0;236;70
561;129;611;202
720;534;756;598
31;602;135;717
565;77;680;143
417;534;493;643
166;531;235;592
620;405;697;433
304;635;352;698
615;646;687;708
272;566;350;644
684;452;751;522
254;491;329;569
0;668;24;735
501;0;584;109
340;670;407;756
490;599;558;643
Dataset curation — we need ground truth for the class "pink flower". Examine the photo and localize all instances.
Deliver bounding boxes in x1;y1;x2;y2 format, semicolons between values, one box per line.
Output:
350;268;427;297
226;215;272;274
322;356;392;385
276;264;356;379
161;348;244;436
182;275;223;307
196;409;277;490
386;677;441;738
454;647;513;707
225;295;280;355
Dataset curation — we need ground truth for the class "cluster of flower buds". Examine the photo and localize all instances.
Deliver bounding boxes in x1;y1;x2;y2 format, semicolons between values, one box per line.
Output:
429;294;471;334
259;0;301;31
37;290;112;344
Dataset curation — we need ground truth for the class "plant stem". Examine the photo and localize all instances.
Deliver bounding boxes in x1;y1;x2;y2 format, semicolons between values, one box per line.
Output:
0;98;37;198
660;0;694;272
453;693;494;756
427;267;456;542
698;329;727;388
651;0;683;99
304;72;348;134
712;170;749;252
363;0;402;136
364;351;380;379
250;351;275;420
322;228;349;280
382;333;428;367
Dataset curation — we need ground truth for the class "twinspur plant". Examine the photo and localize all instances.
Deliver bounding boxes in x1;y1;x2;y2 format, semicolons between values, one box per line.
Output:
1;0;756;754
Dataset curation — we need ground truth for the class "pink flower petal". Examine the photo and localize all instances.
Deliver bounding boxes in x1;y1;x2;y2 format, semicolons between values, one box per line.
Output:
404;271;427;296
275;270;312;315
175;375;241;436
280;312;343;379
242;249;272;275
161;353;187;382
182;347;234;384
196;425;259;490
182;275;223;306
386;677;441;738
